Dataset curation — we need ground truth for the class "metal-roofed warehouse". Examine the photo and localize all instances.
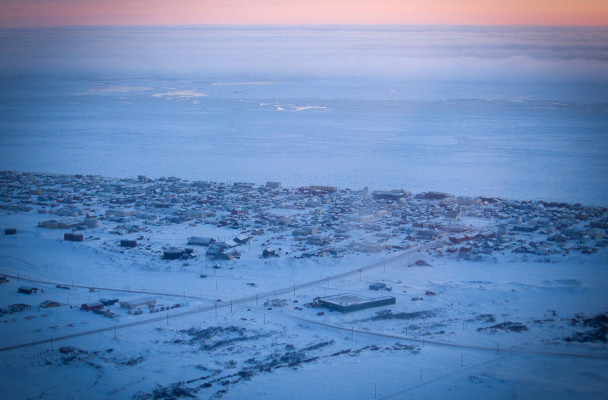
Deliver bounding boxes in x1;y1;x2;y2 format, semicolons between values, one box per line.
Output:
120;297;156;309
314;293;396;313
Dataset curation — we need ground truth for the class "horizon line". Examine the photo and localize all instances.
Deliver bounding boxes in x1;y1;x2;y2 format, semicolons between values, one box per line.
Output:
2;22;607;30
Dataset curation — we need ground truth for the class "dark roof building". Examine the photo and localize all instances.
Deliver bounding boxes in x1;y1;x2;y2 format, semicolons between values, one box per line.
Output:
314;293;396;313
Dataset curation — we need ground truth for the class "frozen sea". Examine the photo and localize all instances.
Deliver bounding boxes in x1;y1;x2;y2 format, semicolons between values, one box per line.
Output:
1;25;607;204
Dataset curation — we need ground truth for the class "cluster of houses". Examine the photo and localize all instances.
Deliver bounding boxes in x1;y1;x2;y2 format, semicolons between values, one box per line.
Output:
1;171;607;261
1;283;171;320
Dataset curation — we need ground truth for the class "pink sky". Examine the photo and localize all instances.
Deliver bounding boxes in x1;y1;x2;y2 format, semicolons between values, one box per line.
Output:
0;0;606;27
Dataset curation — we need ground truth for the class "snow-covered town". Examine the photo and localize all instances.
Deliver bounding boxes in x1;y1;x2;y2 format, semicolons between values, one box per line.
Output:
1;171;606;262
1;170;607;399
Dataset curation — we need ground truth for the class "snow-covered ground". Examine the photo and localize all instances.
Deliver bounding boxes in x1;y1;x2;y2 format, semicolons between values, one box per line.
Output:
1;203;607;399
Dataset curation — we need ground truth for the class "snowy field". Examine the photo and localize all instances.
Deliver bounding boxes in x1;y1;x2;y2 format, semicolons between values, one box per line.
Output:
1;199;607;399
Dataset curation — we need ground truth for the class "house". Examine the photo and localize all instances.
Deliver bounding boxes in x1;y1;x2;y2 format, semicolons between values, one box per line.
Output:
449;234;469;244
18;286;39;294
263;247;277;258
307;235;331;246
221;239;239;248
81;302;104;311
206;245;222;258
234;234;251;244
217;249;241;260
163;248;185;260
120;297;156;309
188;237;216;247
39;300;61;308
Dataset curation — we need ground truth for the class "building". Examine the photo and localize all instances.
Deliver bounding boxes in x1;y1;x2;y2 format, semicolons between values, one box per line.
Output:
217;249;241;260
105;209;139;218
263;247;277;257
234;234;251;244
372;190;411;200
120;239;137;248
314;293;396;313
266;181;282;189
83;217;98;228
18;286;39;294
369;283;387;291
293;227;318;237
308;185;338;193
188;237;216;246
163;248;185;260
4;228;17;235
120;297;156;309
39;300;61;308
99;298;119;306
81;302;104;311
39;218;83;229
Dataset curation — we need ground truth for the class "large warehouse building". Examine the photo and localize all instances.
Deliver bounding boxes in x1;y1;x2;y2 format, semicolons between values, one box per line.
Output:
314;293;396;313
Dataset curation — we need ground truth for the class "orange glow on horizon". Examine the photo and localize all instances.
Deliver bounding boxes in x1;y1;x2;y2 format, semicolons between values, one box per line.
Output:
0;0;606;28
